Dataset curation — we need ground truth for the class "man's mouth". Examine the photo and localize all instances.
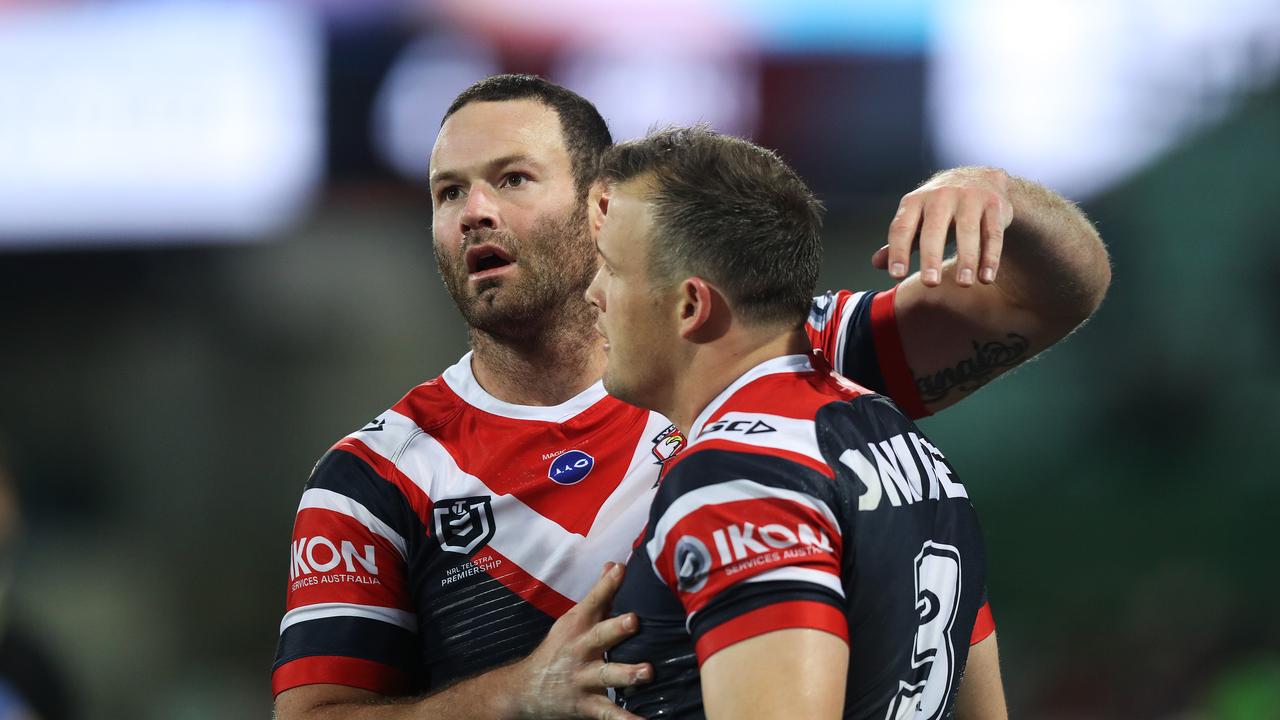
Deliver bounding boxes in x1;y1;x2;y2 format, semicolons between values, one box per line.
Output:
464;243;516;279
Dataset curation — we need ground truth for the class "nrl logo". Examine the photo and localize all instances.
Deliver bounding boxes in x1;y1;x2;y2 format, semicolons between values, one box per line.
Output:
651;424;687;466
433;496;496;555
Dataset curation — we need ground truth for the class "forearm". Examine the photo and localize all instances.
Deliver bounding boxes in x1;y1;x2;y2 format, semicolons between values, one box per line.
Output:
275;664;522;720
955;632;1007;720
884;167;1111;412
997;174;1111;322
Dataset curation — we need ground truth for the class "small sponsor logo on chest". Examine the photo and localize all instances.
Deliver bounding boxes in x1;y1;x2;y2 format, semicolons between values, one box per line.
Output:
547;449;595;485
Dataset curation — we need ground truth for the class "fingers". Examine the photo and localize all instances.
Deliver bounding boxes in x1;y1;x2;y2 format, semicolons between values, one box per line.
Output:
885;197;923;280
979;203;1005;284
870;244;890;271
879;168;1017;287
580;659;653;691
576;693;645;720
585;612;641;655
575;562;626;620
952;195;983;288
880;185;1010;288
916;193;954;287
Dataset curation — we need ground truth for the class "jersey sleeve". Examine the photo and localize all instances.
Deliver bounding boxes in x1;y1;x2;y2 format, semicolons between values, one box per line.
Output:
272;444;422;697
806;287;930;419
971;600;995;645
643;448;848;666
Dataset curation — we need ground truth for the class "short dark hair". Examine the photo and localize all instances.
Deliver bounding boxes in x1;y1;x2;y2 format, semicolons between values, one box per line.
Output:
444;74;613;197
600;125;824;327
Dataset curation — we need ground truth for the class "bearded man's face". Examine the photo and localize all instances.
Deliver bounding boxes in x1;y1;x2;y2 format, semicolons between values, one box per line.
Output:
429;99;597;338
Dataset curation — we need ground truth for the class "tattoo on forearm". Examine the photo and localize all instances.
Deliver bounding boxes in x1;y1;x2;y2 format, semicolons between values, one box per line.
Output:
913;333;1030;404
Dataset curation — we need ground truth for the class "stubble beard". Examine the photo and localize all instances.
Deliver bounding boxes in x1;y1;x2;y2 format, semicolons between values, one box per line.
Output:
601;334;666;414
600;362;636;407
434;202;598;344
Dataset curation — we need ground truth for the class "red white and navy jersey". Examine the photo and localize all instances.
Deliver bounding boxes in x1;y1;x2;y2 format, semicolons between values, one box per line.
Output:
271;354;670;695
805;287;930;420
608;354;992;720
272;288;932;696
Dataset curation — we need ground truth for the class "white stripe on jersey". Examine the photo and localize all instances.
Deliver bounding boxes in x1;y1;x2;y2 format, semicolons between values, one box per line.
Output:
280;602;418;634
646;478;840;571
357;421;653;603
832;291;866;377
690;412;825;467
298;487;408;561
349;408;422;463
587;412;667;540
688;354;815;439
741;566;846;599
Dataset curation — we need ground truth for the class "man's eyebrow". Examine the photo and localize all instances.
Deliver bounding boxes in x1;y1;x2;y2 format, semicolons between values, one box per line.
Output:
429;154;542;186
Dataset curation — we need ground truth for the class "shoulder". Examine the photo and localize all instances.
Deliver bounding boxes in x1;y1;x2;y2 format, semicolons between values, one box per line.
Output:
654;448;840;535
817;394;972;511
656;390;845;535
807;289;874;334
678;366;870;480
301;373;465;507
325;373;460;461
813;392;918;451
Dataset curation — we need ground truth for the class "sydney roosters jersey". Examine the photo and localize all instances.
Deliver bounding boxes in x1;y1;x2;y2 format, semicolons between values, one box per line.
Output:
272;288;930;696
609;354;991;720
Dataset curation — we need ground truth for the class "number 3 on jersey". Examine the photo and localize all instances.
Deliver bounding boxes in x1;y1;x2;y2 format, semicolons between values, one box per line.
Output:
886;541;962;720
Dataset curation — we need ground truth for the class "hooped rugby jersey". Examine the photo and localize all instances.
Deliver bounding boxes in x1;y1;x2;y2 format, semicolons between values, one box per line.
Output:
272;287;943;696
609;354;992;720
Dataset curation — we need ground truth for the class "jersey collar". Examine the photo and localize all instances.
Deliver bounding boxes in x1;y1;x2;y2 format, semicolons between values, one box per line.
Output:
687;353;814;440
441;351;610;423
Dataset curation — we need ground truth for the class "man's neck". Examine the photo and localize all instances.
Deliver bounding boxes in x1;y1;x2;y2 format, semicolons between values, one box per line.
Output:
468;311;608;408
665;327;811;433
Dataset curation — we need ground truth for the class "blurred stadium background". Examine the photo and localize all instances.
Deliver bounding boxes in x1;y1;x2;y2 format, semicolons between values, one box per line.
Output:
0;0;1278;717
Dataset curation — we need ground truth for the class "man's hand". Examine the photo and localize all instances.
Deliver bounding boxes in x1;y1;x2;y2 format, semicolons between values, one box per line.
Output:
873;167;1014;288
275;563;651;720
511;562;652;720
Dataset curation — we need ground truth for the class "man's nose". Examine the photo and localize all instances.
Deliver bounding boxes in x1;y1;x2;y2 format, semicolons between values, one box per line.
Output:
585;265;606;310
460;185;500;233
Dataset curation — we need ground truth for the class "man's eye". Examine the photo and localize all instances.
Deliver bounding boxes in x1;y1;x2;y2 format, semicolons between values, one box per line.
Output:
439;186;462;202
503;173;527;188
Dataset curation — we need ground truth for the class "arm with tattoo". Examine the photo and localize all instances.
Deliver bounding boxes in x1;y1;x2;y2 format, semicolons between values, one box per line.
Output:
913;333;1029;406
875;167;1111;414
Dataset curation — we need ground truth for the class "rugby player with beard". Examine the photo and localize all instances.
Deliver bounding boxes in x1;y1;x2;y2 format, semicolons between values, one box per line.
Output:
272;75;1109;720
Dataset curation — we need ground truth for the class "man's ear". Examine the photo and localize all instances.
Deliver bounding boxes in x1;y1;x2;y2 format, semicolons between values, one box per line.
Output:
589;180;611;236
678;277;730;343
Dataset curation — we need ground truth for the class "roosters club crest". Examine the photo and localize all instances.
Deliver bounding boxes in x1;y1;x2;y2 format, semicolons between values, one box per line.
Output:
651;425;687;465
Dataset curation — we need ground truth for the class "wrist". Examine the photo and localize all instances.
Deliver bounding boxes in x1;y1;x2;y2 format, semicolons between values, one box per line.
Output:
494;657;533;719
